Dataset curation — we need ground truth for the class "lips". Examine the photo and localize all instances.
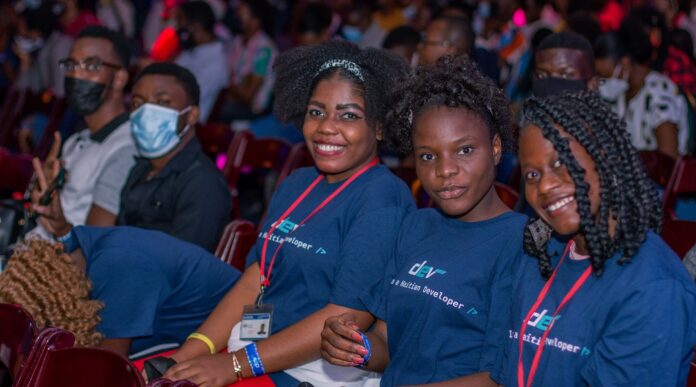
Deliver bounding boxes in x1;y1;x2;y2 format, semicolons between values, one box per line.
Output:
543;195;575;216
434;185;467;200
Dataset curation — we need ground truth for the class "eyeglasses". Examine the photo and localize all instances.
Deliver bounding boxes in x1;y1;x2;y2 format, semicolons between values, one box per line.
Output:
58;57;121;73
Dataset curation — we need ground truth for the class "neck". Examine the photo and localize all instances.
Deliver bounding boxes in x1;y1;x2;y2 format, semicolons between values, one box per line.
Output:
149;133;193;173
324;152;377;184
242;28;258;42
627;64;649;100
85;100;125;134
457;183;509;222
572;234;589;256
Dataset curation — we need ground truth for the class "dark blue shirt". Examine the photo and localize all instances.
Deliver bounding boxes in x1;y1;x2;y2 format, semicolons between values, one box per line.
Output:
247;165;415;334
494;232;696;386
67;226;240;354
365;209;526;386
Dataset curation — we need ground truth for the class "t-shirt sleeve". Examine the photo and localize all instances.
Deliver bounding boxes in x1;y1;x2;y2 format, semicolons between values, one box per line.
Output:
646;81;683;131
92;146;136;215
580;279;696;386
329;206;408;311
89;248;168;338
169;169;232;252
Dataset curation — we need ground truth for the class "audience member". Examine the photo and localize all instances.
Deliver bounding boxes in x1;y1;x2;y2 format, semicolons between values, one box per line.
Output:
0;227;240;357
173;0;227;122
594;18;689;158
30;26;136;241
55;0;101;38
119;62;231;253
14;4;72;97
496;91;696;387
382;25;420;65
321;55;525;387
294;2;333;46
418;15;473;66
220;0;276;122
532;31;598;97
161;40;415;387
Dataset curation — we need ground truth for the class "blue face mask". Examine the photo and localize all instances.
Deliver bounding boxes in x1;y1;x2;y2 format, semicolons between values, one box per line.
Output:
130;103;191;159
342;25;363;43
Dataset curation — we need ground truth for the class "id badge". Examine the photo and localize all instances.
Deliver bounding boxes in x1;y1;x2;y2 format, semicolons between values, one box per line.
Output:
240;304;273;341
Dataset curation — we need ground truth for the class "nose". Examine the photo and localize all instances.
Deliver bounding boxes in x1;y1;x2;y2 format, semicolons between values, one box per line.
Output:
537;170;562;196
316;116;339;136
436;155;458;179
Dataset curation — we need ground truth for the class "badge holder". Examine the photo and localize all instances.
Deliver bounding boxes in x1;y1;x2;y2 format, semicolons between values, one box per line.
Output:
240;287;273;341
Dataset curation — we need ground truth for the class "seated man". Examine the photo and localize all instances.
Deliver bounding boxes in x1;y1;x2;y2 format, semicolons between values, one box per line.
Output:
0;226;240;357
531;31;598;97
31;25;136;241
118;62;231;252
173;0;228;122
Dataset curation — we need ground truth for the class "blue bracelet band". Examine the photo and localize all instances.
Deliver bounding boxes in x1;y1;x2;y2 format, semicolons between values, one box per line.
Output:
358;331;371;366
244;343;265;377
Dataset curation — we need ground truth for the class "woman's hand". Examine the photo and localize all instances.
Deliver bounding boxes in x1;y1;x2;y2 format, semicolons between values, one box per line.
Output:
320;313;369;367
164;353;236;386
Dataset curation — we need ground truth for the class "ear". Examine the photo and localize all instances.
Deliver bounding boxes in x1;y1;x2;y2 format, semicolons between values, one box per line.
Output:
492;133;502;166
113;68;129;91
374;124;384;142
185;106;200;127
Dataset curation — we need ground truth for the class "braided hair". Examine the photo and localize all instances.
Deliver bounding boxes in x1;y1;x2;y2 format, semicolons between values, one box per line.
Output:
385;54;513;155
273;40;410;130
522;91;661;278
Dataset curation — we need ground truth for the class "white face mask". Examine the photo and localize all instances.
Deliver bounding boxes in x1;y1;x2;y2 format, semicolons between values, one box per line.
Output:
598;64;629;102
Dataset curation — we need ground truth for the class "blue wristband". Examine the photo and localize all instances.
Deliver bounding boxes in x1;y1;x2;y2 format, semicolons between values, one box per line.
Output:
358;331;371;366
244;343;265;377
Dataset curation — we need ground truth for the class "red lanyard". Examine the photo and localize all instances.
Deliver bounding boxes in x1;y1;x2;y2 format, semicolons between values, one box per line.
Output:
517;241;593;387
259;158;379;289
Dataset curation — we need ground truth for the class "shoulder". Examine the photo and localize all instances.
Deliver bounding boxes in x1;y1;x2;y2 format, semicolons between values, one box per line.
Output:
104;121;136;150
350;165;414;206
644;72;680;97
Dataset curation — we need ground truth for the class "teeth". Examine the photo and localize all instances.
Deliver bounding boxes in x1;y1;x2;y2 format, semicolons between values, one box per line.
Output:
316;144;345;152
546;196;574;212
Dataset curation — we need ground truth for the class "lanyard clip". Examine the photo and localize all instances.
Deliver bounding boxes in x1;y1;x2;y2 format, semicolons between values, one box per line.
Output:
255;285;266;307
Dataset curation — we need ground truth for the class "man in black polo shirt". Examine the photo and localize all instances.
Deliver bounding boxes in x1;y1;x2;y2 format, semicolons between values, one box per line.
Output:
118;62;231;252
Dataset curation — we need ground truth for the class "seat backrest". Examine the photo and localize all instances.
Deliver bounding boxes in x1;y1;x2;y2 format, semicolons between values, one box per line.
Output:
29;347;144;387
0;304;37;383
215;220;258;271
639;150;676;187
275;143;314;190
688;361;696;387
14;327;75;387
223;131;291;219
495;182;520;210
196;122;234;158
660;218;696;258
663;156;696;220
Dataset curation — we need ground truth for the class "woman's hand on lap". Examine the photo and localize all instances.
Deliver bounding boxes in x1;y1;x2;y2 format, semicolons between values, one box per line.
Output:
164;353;236;386
320;313;369;367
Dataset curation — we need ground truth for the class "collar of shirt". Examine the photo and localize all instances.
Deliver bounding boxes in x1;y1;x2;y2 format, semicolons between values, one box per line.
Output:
90;112;130;143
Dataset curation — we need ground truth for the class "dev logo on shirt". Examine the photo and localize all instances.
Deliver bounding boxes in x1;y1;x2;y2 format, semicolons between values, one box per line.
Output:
408;260;447;279
527;309;561;331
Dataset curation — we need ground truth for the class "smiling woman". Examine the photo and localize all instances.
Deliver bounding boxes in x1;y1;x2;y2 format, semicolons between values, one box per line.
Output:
494;92;696;387
159;40;415;387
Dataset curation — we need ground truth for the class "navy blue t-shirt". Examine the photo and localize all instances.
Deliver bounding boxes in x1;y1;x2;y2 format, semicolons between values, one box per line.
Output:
67;226;241;354
363;209;527;386
494;232;696;386
246;165;415;334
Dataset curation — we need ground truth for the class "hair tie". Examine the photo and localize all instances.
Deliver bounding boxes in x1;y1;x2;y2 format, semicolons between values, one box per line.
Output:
315;59;365;82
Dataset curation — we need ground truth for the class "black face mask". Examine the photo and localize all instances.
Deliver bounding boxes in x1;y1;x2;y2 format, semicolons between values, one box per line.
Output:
532;77;587;98
177;27;195;50
64;77;107;116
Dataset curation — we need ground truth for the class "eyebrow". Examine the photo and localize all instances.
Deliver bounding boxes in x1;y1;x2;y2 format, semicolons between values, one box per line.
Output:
307;100;365;112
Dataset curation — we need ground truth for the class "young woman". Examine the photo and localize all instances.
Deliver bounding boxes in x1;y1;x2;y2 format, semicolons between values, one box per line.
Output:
320;56;527;386
163;40;415;386
494;92;696;386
